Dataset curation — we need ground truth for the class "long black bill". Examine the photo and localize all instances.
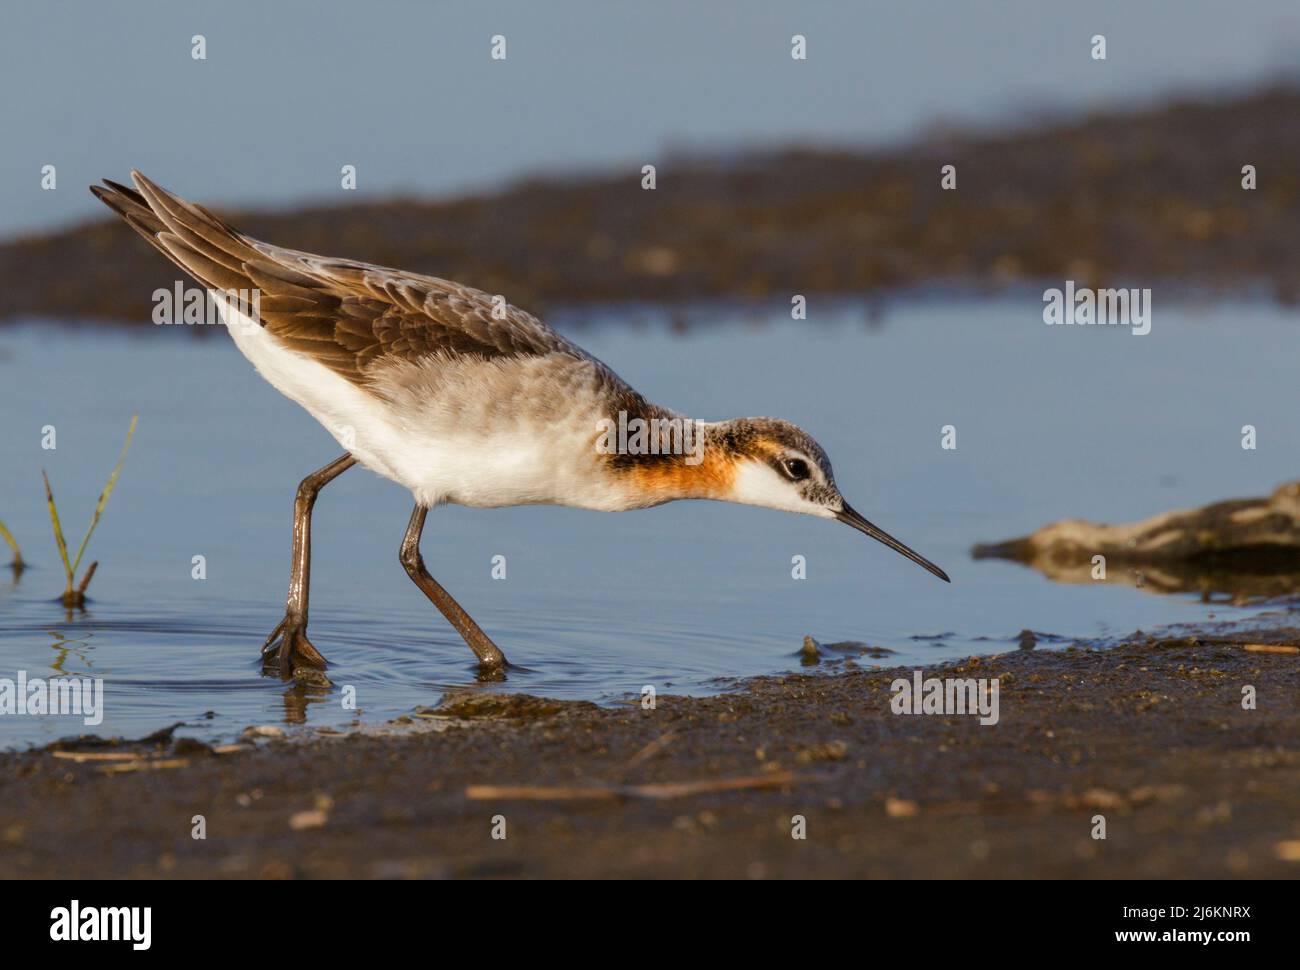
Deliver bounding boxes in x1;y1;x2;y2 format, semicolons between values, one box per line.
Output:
836;503;950;583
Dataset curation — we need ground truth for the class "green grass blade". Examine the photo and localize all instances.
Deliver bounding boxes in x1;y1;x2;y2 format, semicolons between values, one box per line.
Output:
69;414;138;579
0;518;22;568
42;470;74;587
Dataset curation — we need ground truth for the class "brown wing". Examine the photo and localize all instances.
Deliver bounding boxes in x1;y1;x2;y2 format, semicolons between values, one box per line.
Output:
90;171;589;384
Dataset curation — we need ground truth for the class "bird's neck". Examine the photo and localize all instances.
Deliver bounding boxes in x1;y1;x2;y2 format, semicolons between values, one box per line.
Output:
599;414;741;504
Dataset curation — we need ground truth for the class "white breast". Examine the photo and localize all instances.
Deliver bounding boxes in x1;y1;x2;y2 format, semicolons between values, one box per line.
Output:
218;298;631;511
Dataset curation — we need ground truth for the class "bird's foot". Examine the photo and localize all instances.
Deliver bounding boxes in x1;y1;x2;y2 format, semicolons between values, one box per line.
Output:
474;659;510;684
260;614;328;677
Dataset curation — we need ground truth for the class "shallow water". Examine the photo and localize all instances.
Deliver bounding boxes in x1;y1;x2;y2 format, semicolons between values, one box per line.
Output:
1;297;1297;747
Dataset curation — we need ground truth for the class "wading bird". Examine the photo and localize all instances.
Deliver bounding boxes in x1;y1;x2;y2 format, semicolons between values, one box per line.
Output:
92;172;948;676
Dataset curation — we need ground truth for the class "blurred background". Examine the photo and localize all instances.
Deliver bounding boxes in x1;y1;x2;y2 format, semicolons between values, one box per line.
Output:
3;0;1300;233
1;1;1298;746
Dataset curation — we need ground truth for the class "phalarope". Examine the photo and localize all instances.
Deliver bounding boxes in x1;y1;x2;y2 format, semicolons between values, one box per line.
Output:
92;172;948;676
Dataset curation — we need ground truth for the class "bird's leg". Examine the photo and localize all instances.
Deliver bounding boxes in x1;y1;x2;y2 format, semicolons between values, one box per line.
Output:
399;504;509;670
262;453;357;673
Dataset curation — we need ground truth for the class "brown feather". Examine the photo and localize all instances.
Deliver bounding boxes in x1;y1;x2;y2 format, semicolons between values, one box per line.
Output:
90;171;601;387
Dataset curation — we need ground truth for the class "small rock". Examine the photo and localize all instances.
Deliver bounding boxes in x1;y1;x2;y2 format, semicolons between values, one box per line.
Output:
795;740;848;763
1273;840;1300;862
1079;788;1126;810
289;810;329;831
242;725;284;739
885;797;918;818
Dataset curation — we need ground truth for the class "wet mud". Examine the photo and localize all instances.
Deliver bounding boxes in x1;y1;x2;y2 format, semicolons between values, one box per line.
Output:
2;623;1297;878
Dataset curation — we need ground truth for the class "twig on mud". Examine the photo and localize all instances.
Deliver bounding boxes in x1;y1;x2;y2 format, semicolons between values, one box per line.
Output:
623;731;677;769
96;758;190;774
51;750;143;763
465;770;813;802
1243;644;1300;654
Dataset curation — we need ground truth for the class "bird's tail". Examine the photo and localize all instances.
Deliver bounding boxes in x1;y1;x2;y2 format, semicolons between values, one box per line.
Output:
89;171;264;297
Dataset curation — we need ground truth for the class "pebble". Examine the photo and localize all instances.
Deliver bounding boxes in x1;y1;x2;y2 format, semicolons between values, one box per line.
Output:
885;797;919;818
289;810;329;831
242;725;284;739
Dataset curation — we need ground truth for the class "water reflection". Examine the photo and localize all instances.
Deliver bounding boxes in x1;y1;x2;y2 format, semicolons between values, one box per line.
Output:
48;629;94;674
973;480;1300;605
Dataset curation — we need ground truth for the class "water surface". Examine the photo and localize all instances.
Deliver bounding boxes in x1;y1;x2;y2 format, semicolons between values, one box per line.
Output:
0;297;1296;747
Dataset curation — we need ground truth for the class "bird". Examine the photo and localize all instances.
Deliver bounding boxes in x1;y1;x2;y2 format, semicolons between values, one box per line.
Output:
91;171;949;677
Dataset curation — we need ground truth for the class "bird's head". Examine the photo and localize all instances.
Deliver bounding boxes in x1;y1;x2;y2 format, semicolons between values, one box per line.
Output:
711;417;950;582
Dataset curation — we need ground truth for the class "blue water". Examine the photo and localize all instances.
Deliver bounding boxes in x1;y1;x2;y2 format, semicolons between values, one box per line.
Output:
0;296;1296;746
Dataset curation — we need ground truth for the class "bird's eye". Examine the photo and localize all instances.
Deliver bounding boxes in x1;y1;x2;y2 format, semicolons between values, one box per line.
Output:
781;458;810;481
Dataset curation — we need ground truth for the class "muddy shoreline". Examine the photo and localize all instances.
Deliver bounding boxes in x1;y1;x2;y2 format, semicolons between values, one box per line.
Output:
2;623;1297;879
4;86;1299;325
